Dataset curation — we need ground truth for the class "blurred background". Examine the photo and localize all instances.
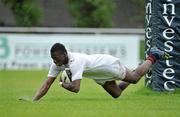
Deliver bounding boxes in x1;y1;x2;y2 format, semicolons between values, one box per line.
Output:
0;0;145;70
1;1;180;117
0;0;145;27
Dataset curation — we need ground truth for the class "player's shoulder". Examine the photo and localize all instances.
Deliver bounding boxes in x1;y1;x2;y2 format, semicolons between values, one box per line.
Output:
68;51;87;66
68;51;88;60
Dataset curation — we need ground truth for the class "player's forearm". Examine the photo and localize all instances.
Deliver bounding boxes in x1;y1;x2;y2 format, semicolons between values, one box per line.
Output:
62;82;80;93
33;85;49;101
33;91;46;101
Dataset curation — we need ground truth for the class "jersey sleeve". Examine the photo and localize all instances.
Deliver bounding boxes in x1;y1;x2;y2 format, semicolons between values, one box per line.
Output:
69;57;85;81
47;63;62;78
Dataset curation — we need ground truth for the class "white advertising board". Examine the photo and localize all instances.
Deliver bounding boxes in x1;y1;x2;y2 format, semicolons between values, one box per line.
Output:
0;34;140;69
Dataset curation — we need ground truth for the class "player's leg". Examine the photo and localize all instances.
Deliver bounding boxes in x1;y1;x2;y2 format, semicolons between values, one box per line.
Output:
102;80;129;98
123;47;170;84
123;60;152;83
101;61;149;98
102;80;122;98
102;47;170;98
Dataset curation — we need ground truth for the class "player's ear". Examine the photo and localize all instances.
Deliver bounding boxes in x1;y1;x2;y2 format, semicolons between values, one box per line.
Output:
64;52;68;57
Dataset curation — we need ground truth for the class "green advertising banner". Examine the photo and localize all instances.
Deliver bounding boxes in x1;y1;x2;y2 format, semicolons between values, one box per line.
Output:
0;34;140;70
145;0;180;91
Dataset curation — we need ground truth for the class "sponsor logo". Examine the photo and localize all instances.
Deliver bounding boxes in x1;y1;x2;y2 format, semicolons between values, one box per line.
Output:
0;37;10;59
145;0;176;91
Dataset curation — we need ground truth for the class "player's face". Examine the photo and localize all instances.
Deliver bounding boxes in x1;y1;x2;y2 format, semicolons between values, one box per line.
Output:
51;51;68;66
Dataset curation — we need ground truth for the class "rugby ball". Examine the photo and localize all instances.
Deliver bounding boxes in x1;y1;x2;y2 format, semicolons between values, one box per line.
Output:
60;68;72;83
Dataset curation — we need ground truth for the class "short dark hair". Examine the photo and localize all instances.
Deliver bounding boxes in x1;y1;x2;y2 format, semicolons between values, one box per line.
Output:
50;43;67;54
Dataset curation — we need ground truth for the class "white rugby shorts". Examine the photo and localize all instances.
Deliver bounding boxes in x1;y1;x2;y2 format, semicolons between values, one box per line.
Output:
94;61;127;85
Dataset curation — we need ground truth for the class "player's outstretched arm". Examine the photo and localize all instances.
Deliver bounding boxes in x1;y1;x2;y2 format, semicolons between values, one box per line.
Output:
33;77;55;101
61;79;81;93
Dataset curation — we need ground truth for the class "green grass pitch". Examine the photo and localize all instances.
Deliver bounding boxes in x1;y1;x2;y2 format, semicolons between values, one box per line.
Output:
1;70;180;117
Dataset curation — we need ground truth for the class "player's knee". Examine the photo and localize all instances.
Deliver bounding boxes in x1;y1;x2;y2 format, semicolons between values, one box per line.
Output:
130;79;138;84
128;74;140;84
125;72;139;84
112;95;120;99
111;92;121;99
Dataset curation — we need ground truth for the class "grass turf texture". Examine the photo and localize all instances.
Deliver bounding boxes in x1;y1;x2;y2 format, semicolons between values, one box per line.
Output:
1;70;180;117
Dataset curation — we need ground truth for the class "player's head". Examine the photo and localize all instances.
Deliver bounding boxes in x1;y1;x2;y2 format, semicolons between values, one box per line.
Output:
50;43;68;66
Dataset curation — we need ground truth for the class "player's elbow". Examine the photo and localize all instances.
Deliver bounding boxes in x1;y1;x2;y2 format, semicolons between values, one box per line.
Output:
72;87;80;93
71;81;80;93
70;85;80;93
74;89;80;93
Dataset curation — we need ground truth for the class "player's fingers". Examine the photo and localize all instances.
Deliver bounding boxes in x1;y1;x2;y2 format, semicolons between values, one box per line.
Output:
59;82;63;87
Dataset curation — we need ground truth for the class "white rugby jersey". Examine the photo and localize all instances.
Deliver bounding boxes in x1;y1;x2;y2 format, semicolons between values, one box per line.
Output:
48;52;126;81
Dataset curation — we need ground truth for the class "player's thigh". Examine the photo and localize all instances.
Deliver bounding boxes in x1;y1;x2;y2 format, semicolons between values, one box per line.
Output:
123;69;139;84
123;69;134;82
102;80;122;98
